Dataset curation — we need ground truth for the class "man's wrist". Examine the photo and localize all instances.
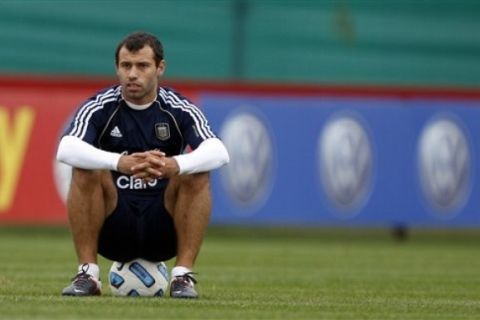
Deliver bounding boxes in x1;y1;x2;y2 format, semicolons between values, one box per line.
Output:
171;157;181;175
171;156;183;175
110;153;123;171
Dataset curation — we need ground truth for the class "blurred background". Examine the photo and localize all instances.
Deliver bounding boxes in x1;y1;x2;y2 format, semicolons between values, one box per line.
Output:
1;0;480;85
0;0;479;229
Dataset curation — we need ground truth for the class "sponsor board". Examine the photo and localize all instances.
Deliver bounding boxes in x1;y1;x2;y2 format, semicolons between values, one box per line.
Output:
0;87;88;223
1;77;480;227
203;94;480;226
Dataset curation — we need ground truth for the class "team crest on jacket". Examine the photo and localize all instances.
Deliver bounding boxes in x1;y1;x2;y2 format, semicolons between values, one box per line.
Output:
155;123;170;140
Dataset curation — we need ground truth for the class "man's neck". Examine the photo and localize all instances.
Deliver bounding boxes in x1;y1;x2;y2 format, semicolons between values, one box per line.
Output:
123;97;155;110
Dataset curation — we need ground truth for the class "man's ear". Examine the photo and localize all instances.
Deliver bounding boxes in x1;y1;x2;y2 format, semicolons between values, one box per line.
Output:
157;60;166;77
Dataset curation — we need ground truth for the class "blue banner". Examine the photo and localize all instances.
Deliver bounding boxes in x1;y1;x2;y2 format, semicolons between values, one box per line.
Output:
201;94;480;227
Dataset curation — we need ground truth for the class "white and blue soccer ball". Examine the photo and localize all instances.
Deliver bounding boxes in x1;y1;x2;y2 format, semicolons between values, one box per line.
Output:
108;259;169;297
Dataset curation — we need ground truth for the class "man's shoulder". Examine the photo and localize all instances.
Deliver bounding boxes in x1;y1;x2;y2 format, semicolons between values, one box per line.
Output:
83;85;122;107
157;86;195;107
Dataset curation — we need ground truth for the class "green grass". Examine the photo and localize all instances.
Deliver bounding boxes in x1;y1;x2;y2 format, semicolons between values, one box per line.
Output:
0;226;480;319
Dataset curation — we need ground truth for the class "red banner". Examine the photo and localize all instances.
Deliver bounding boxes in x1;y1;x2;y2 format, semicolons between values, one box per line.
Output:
0;85;92;223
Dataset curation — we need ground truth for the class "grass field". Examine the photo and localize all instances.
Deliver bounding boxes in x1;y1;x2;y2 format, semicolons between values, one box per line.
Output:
0;226;480;319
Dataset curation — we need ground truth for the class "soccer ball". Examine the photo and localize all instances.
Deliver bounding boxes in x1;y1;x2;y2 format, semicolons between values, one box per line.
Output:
108;259;169;297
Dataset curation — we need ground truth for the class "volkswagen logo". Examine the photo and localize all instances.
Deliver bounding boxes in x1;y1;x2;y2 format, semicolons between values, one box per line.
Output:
318;114;374;214
220;111;274;209
418;116;471;215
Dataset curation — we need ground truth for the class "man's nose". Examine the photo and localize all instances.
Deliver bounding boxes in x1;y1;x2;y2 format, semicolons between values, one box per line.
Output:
128;67;138;79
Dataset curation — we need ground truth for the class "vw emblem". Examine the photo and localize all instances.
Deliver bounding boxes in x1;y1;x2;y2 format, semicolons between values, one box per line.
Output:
220;111;274;209
418;116;471;215
318;115;373;214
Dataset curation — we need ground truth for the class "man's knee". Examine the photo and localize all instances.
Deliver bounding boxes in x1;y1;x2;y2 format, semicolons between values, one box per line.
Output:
164;173;211;214
177;172;210;193
71;168;103;188
165;173;210;203
70;169;117;197
69;168;117;214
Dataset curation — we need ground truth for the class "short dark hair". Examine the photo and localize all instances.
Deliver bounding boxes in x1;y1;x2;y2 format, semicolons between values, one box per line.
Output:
115;31;164;66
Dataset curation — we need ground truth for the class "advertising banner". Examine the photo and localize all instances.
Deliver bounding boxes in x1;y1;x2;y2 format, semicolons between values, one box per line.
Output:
204;95;480;227
0;76;479;227
0;81;112;223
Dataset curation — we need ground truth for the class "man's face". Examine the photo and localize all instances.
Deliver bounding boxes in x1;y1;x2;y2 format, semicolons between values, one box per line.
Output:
116;45;165;104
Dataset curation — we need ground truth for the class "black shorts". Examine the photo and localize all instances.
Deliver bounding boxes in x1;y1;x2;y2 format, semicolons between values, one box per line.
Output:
98;189;177;263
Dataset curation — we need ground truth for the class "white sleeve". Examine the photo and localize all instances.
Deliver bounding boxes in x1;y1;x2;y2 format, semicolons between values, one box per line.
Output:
56;135;121;171
173;138;230;175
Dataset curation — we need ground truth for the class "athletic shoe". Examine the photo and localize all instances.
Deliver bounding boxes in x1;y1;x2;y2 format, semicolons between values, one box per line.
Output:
62;269;102;296
170;272;198;299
